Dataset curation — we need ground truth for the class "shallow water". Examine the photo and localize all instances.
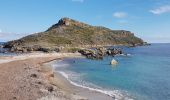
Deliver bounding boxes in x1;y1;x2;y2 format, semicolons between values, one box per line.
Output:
0;42;21;56
53;43;170;100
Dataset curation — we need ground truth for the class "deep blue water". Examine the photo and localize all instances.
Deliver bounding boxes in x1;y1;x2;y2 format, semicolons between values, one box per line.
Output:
54;43;170;100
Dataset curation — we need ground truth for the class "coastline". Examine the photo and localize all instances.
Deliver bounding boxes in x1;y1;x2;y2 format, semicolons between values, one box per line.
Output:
44;60;115;100
0;52;114;100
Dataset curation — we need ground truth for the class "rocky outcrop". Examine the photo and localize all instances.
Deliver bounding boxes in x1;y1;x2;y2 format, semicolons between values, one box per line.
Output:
78;47;123;59
78;49;102;59
47;18;70;31
38;47;59;53
97;47;107;57
5;45;60;53
106;48;122;56
9;45;39;53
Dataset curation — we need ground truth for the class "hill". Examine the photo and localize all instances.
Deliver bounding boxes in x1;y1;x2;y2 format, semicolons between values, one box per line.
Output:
4;17;145;52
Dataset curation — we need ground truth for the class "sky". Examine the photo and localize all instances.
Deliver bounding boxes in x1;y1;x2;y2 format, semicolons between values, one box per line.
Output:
0;0;170;43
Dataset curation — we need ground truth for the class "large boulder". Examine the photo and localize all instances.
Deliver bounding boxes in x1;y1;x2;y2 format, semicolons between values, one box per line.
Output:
78;49;102;59
106;48;122;56
97;47;107;56
110;59;118;65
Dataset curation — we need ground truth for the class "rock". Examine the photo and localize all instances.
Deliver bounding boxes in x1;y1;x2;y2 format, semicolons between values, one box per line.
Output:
30;74;37;78
58;18;70;26
3;44;60;53
47;86;54;92
53;48;60;52
106;48;122;56
37;81;42;85
78;47;124;60
78;49;102;59
128;44;136;47
38;47;51;53
13;97;17;100
27;47;34;52
78;49;93;55
143;42;151;46
110;59;118;65
22;48;27;53
97;47;107;56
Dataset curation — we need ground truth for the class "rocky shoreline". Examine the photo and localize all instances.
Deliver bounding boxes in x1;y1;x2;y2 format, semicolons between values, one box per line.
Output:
78;47;123;59
1;42;151;60
1;45;124;60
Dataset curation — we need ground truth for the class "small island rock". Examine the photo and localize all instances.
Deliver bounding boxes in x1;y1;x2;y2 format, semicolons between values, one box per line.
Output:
110;59;118;65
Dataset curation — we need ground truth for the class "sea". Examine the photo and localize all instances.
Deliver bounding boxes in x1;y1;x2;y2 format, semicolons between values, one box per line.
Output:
52;43;170;100
0;42;18;56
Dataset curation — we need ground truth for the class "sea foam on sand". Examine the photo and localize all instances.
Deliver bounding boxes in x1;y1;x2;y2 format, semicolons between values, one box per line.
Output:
58;71;133;100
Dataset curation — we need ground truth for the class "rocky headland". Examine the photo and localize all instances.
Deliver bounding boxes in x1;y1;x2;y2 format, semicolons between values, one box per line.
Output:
3;17;145;53
2;17;147;59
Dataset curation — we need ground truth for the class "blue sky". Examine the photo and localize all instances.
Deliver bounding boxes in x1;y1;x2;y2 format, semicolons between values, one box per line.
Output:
0;0;170;43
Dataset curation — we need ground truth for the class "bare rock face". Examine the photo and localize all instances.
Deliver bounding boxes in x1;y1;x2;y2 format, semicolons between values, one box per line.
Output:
58;18;70;26
47;17;71;31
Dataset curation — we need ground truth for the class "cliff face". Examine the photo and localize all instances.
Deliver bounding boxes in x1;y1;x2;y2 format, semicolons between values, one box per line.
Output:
4;17;144;49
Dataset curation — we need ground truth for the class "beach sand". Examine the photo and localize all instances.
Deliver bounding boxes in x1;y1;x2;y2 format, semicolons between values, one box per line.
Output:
0;53;114;100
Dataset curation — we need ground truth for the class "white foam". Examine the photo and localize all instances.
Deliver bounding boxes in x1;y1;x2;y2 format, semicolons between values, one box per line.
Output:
118;53;132;57
52;60;70;68
58;71;133;100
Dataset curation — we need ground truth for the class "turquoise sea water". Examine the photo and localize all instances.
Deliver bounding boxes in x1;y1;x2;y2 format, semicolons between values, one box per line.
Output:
53;43;170;100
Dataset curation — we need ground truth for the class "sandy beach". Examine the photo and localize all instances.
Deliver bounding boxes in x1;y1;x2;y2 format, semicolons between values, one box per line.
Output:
0;53;114;100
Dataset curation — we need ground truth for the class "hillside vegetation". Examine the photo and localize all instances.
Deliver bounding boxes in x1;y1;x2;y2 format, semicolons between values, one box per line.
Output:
4;17;144;50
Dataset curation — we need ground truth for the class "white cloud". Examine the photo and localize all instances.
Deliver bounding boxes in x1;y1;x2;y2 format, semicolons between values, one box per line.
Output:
0;29;2;33
113;12;127;18
150;5;170;15
0;32;29;41
72;0;84;3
